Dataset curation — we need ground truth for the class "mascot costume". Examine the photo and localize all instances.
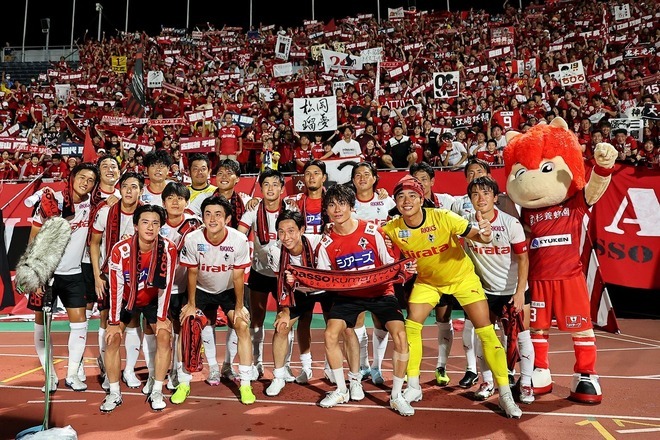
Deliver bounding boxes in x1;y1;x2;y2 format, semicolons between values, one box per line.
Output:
503;117;617;404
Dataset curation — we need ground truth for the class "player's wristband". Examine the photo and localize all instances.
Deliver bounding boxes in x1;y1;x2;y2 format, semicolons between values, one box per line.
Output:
593;164;614;177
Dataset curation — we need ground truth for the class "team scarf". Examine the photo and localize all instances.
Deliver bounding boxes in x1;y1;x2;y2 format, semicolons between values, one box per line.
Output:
287;257;414;295
297;191;327;233
125;234;168;312
181;308;208;373
213;190;245;229
256;200;286;245
174;217;202;253
500;302;525;371
38;175;77;220
277;235;316;308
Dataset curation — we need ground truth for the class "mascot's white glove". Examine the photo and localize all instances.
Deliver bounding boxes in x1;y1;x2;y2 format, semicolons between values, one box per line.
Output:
585;142;617;205
593;143;617;169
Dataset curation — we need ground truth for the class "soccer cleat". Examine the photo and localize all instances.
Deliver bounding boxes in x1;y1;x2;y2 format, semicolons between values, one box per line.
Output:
170;384;191;405
77;362;87;382
142;376;155;395
166;371;179;391
474;382;495;401
148;390;166;411
122;370;142;389
499;392;523;418
295;369;313;384
569;373;602;404
519;385;535;404
531;367;553;395
41;375;58;394
97;354;105;375
239;385;256;405
100;392;123;412
371;368;385;385
349;379;365;401
402;386;423;403
221;363;239;383
435;367;450;386
206;365;221;386
508;373;516;386
283;365;296;383
265;378;286;397
319;389;350;408
390;394;415;416
359;365;371;380
65;375;88;392
458;371;479;388
323;368;336;384
101;374;110;391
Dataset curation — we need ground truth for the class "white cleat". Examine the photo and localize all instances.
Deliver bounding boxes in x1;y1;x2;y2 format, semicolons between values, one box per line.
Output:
390;394;415;416
319;389;350;408
499;392;523;419
265;378;286;397
402;386;423;403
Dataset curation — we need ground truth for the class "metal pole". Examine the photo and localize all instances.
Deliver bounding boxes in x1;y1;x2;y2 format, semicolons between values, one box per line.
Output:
447;0;450;12
70;0;76;52
22;0;28;62
45;28;50;62
186;0;190;29
125;0;129;33
249;0;252;29
519;0;522;10
97;4;102;41
377;0;380;24
312;0;315;21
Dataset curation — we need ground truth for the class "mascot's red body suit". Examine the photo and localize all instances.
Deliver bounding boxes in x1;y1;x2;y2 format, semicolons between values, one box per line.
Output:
503;118;617;404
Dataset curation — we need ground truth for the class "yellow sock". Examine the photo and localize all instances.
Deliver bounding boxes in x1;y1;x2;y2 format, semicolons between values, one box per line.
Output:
405;320;424;378
474;324;509;387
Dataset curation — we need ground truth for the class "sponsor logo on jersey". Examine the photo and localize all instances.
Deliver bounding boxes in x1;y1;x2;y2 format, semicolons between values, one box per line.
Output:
370;201;385;206
198;244;210;252
531;301;545;308
401;244;450;258
217;246;234;252
335;249;376;270
306;212;322;225
142;194;152;202
421;225;436;234
467;243;511;255
200;263;234;272
530;234;572;249
398;229;411;238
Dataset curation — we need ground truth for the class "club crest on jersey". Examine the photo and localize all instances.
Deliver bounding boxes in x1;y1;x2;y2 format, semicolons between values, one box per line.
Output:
224;253;230;261
358;237;368;249
198;244;210;252
428;233;435;243
398;229;411;238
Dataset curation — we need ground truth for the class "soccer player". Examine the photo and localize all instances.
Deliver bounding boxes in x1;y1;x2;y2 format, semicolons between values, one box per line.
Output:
142;149;173;206
102;205;178;412
28;163;99;393
89;172;144;390
264;210;327;396
284;160;327;234
158;182;202;404
382;175;523;418
317;184;414;417
179;196;256;404
463;177;534;404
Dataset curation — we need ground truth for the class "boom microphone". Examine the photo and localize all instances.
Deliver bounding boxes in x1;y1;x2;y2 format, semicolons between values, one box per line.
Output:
14;217;72;294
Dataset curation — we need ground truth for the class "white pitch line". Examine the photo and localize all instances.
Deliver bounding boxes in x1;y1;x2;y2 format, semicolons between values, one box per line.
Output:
596;333;660;347
616;428;660;434
27;399;87;404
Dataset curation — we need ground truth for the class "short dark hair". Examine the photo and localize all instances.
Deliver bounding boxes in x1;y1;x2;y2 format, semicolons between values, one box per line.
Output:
351;162;379;191
52;153;63;161
303;159;326;175
163;181;191;201
276;209;305;231
71;162;99;184
467;176;499;197
409;162;435;180
188;153;210;170
201;195;233;219
96;154;120;169
144;149;173;168
258;168;285;186
216;158;241;177
323;184;356;213
464;158;491;176
133;204;166;226
118;171;145;189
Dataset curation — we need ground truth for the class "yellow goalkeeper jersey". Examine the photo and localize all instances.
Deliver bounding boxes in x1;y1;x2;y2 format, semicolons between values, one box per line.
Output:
383;208;475;288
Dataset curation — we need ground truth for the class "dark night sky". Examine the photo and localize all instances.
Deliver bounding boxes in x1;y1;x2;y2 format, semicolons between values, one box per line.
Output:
1;0;527;49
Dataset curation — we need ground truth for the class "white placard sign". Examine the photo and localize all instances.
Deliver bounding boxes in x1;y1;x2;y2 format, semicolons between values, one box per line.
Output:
558;61;586;86
433;71;460;99
147;70;164;88
275;34;292;60
293;96;337;132
322;49;363;73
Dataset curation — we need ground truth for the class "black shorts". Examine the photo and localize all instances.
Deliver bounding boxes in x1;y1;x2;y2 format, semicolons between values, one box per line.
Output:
289;290;333;320
438;293;462;309
247;269;277;296
168;292;188;321
329;295;404;328
120;299;158;325
27;273;87;311
81;262;97;303
195;288;236;316
486;289;532;318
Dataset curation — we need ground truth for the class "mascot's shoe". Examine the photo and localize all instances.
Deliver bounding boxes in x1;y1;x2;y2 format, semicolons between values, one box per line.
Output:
569;373;602;404
531;368;553;395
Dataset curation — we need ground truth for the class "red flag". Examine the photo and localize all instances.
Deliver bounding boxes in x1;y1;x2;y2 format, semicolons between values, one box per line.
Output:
324;19;336;32
82;127;96;163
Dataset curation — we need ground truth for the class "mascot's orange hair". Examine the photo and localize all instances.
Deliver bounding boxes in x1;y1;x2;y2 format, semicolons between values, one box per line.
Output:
503;123;586;197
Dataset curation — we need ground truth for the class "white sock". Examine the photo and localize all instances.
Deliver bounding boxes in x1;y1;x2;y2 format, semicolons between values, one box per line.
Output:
86;309;93;320
250;326;264;365
371;328;389;370
142;334;157;377
238;364;251;386
436;321;454;368
354;325;369;368
98;327;106;359
463;319;476;373
285;327;295;365
152;379;164;393
300;352;312;372
518;330;534;386
34;323;55;377
333;368;347;392
171;332;180;372
391;375;405;399
202;325;218;367
124;327;141;374
474;335;490;382
109;382;120;395
273;366;286;379
223;328;237;366
408;375;420;389
67;321;88;378
177;361;193;385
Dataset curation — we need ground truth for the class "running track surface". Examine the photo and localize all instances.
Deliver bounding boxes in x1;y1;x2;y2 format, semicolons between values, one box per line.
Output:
0;318;658;440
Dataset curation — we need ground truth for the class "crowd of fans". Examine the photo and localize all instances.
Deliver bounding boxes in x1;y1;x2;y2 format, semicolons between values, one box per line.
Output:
0;0;659;183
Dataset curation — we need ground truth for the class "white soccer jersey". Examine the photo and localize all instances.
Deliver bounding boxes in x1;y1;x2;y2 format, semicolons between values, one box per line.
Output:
353;193;396;223
91;205;135;267
32;192;91;276
463;208;528;296
452;194;474;217
179;227;250;294
186;191;252;218
82;188;120;264
432;192;456;210
141;184;166;207
159;213;200;295
238;203;280;276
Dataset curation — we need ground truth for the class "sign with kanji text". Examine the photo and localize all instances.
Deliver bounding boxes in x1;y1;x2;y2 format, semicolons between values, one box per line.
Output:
293;96;337;132
558;61;586;86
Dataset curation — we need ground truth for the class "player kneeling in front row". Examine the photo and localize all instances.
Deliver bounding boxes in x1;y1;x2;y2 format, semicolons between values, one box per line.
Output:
101;205;178;412
316;184;415;416
265;210;331;396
